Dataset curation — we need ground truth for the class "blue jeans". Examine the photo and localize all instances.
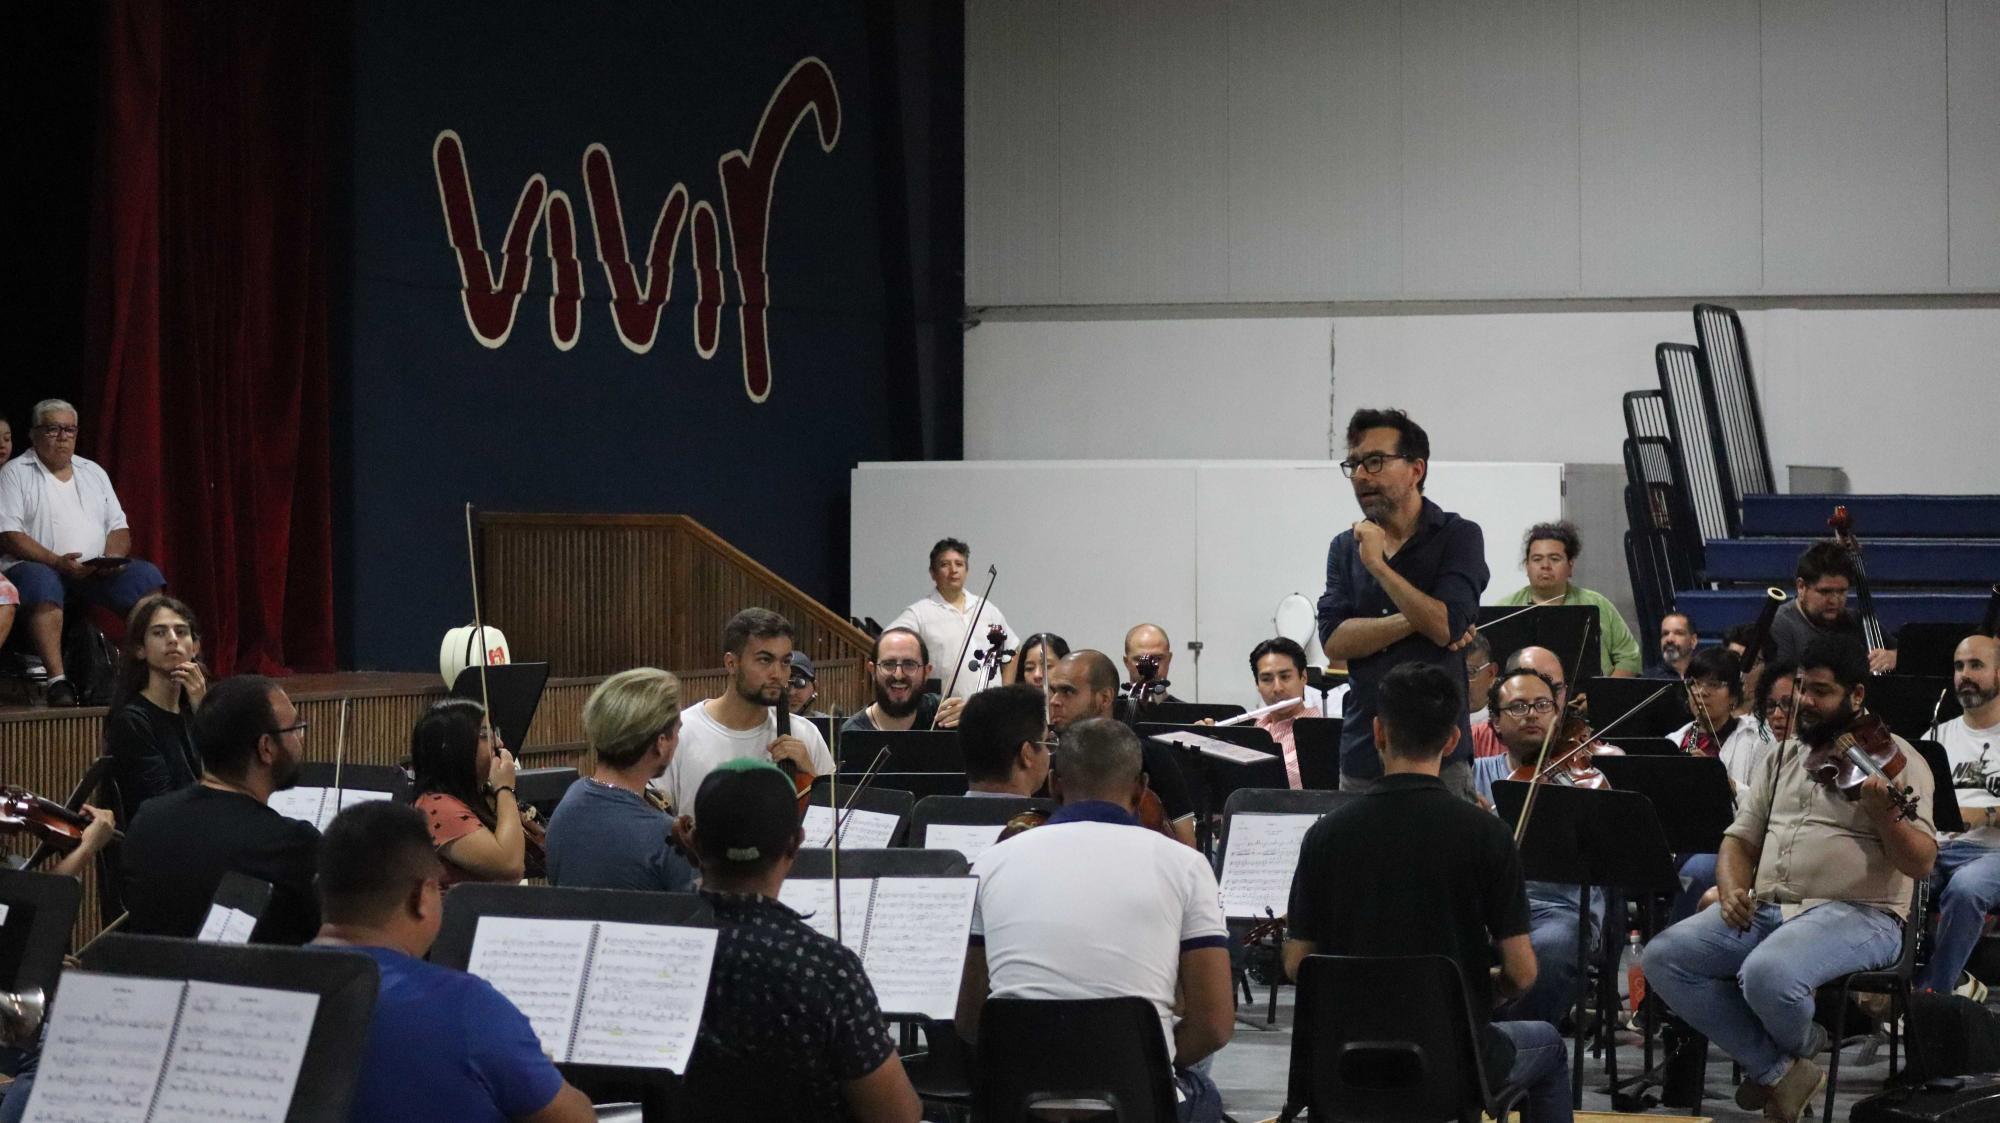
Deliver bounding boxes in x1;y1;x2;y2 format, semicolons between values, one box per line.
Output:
1643;900;1903;1087
1499;891;1599;1027
1494;1019;1573;1123
3;559;165;614
1674;853;1719;922
1916;839;2000;993
1174;1064;1221;1123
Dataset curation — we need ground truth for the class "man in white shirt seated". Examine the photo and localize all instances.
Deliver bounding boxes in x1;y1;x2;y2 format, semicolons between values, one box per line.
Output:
0;399;165;706
1916;633;2000;998
653;607;832;817
956;717;1233;1122
1666;647;1768;792
886;537;1010;699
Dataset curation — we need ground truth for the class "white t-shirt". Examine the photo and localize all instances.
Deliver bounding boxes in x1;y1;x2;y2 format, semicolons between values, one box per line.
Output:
44;475;103;560
650;699;834;816
1667;719;1771;792
969;816;1228;1060
1939;714;2000;845
886;591;1012;699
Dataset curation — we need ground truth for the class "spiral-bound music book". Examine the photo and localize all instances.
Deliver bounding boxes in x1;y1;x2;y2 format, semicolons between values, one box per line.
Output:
265;786;393;833
25;973;318;1123
464;916;718;1073
777;876;976;1020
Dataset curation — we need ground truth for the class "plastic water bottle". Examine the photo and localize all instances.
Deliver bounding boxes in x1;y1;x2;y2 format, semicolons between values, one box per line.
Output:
1622;930;1647;1013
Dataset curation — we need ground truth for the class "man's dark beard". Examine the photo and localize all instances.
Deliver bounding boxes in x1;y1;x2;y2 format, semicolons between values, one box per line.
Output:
734;674;781;708
875;680;922;718
273;750;303;792
1798;695;1856;747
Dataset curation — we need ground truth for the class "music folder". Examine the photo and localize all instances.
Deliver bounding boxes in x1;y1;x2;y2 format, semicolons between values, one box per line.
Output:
450;661;551;753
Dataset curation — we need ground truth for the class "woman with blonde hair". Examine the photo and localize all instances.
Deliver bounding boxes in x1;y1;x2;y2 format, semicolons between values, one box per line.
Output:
545;667;695;892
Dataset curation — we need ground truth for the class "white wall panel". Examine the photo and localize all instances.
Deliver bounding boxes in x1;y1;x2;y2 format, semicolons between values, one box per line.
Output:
1948;0;2000;288
1400;0;1581;296
1762;1;1950;292
1055;1;1232;302
1580;0;1763;294
964;0;1062;305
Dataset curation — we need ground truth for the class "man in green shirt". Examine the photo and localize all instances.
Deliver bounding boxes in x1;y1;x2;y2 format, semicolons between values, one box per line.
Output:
1496;521;1642;678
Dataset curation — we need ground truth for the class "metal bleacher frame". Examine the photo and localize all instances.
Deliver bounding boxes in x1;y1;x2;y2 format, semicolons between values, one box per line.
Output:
1655;342;1739;542
1693;303;1777;503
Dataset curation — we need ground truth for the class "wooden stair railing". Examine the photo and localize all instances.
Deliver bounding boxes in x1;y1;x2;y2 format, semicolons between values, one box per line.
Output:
476;513;874;713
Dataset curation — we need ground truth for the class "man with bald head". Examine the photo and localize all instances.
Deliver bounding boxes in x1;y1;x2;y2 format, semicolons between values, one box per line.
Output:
1048;650;1198;848
1916;633;2000;997
1123;623;1184;703
1504;646;1571;708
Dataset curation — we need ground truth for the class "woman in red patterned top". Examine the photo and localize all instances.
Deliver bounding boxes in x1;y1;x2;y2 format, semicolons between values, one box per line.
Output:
410;698;530;888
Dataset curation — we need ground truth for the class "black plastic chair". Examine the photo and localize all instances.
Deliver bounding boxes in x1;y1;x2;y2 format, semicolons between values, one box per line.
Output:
975;995;1177;1123
1819;882;1926;1123
1284;954;1528;1123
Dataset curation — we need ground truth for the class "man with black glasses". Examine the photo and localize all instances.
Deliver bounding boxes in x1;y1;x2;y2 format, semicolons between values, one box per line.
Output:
841;626;964;733
1317;408;1487;800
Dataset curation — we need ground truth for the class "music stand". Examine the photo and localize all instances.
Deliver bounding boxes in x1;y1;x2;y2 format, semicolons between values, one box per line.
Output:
1490;782;1680;1108
296;762;411;801
1290;717;1345;791
1864;674;1960;741
1147;702;1245;725
1895;623;1970;679
432;882;716;1118
1215;788;1355;1026
1590;756;1737;855
514;766;580;818
908;795;1056;847
804;778;913;848
1601;736;1681;757
1138;724;1285;854
199;871;276;944
790;848;969;879
1913;740;1965;835
450;661;551;752
76;933;381;1123
837;730;967;800
1479;604;1600;680
0;869;80;1009
1580;677;1689;738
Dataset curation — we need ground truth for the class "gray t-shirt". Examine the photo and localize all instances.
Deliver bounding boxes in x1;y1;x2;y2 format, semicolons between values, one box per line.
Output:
545;777;695;893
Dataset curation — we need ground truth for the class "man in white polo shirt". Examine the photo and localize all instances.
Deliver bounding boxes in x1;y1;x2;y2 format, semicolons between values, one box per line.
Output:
886;537;1010;700
956;717;1233;1122
653;608;832;818
0;398;166;706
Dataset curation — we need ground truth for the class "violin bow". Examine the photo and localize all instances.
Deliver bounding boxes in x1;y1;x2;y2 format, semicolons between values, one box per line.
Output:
1512;619;1596;844
828;698;841;944
933;564;998;723
330;697;350;816
463;502;495;728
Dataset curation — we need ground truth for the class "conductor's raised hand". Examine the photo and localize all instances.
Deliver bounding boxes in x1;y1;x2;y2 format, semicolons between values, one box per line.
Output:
1351;520;1388;571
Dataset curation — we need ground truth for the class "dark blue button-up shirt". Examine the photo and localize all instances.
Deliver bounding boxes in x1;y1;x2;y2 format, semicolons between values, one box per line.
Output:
1316;497;1489;779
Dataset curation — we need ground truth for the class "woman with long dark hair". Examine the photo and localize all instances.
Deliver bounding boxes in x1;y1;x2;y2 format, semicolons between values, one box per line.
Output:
409;698;531;888
104;594;207;821
1005;632;1070;689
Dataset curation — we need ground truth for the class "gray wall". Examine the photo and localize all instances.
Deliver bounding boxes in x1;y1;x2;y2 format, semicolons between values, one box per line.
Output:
966;0;2000;306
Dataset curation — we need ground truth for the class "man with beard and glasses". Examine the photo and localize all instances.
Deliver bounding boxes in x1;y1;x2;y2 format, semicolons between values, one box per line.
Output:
1915;634;2000;998
841;627;965;733
120;675;323;943
1317;408;1488;799
653;608;833;819
1643;637;1935;1123
1656;612;1698;679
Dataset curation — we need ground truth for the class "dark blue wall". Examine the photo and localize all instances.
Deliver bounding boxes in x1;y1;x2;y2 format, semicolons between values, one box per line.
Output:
341;1;908;671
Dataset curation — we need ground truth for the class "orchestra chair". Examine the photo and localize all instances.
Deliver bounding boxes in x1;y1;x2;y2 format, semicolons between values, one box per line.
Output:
1281;955;1528;1123
974;996;1177;1123
1817;881;1927;1123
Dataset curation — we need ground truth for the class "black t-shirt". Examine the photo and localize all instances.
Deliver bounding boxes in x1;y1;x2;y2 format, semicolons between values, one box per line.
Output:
1287;772;1530;1073
121;785;322;945
839;695;940;734
104;695;203;821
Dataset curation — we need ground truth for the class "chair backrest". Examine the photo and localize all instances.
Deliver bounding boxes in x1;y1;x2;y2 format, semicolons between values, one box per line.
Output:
1656;341;1737;541
1622;435;1705;573
788;847;967;879
1287;954;1496;1123
1622;388;1671;443
1692;303;1775;500
977;995;1177;1123
908;794;1055;845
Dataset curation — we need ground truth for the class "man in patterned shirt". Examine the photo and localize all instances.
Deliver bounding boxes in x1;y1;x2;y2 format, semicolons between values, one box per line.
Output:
680;758;921;1123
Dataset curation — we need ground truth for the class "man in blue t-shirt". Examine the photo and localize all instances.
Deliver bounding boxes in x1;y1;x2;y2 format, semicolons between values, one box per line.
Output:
546;667;696;892
312;801;595;1123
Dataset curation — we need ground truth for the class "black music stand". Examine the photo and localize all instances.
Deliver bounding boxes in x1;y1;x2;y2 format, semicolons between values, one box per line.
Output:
804;778;914;848
1865;674;1960;741
908;795;1056;847
296;761;412;801
837;730;967;800
1290;717;1345;791
1490;782;1680;1109
1147;702;1245;725
1599;736;1680;757
790;848;969;879
1590;756;1737;856
1216;788;1356;1026
433;883;716;1119
1138;723;1285;854
450;661;551;752
200;871;276;944
1580;677;1689;738
514;766;579;818
0;869;80;1010
76;933;381;1123
1479;604;1600;681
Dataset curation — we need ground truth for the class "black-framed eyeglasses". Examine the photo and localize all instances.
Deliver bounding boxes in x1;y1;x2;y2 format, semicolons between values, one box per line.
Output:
1498;699;1558;718
877;660;924;674
267;721;309;739
1338;452;1416;478
36;425;79;438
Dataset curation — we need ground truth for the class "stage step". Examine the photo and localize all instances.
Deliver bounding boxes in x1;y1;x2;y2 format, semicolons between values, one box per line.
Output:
1739;494;2000;539
1703;538;2000;585
1674;589;1990;633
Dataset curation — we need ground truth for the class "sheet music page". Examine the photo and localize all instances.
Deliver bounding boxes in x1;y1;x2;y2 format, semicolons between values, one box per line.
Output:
777;879;874;944
23;972;182;1123
856;878;977;1021
194;904;257;945
1152;730;1273;766
920;822;1006;863
466;917;595;1060
569;922;718;1072
1218;813;1320;918
264;786;329;829
149;981;319;1123
801;804;901;849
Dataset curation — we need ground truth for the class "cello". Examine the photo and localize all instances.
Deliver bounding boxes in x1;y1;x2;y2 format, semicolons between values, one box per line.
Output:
1827;506;1889;657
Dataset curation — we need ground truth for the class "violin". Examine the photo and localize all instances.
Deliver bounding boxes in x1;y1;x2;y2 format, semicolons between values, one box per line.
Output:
1802;709;1921;820
0;786;117;853
1507;697;1611;790
996;807;1048;843
970;623;1012;692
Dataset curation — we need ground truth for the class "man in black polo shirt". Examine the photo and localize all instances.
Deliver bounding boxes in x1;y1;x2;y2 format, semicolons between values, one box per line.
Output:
1284;662;1571;1123
1317;408;1488;800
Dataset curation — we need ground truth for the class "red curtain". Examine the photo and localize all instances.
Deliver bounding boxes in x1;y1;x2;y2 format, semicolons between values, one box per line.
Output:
84;0;337;675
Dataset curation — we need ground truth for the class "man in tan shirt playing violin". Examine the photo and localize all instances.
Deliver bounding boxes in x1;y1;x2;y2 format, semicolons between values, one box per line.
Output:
1642;636;1934;1123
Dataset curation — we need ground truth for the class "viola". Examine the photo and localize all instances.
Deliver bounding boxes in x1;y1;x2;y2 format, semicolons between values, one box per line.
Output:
1802;709;1920;820
0;787;115;853
1507;698;1611;790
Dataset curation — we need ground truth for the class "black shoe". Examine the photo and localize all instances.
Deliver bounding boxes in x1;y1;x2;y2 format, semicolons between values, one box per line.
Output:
45;679;79;707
